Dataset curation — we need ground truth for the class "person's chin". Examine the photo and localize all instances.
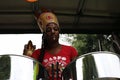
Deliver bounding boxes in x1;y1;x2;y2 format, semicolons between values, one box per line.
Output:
51;37;58;41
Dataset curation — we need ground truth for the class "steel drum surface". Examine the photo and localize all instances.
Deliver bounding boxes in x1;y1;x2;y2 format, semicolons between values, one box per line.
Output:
62;51;120;80
0;54;49;80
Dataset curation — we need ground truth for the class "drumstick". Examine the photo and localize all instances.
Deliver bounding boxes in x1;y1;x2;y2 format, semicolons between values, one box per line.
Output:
56;62;59;80
52;64;54;80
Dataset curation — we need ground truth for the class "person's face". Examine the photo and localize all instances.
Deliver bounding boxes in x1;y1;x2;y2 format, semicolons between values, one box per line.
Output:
45;22;59;42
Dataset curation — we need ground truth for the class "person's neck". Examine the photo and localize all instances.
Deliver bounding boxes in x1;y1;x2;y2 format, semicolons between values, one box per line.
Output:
46;42;60;50
46;42;62;54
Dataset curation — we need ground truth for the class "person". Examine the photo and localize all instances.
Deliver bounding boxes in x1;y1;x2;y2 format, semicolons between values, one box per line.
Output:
31;9;78;80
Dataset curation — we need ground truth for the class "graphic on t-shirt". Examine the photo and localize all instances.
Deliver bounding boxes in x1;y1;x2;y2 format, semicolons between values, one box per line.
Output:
43;56;67;78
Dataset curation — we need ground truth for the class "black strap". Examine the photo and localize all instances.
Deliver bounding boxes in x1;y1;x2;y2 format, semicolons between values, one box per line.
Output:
39;33;46;63
37;33;49;79
39;49;45;63
37;49;46;80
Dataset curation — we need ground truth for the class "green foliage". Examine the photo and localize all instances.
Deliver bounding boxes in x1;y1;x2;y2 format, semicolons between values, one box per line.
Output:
72;34;99;55
66;34;113;56
0;55;10;80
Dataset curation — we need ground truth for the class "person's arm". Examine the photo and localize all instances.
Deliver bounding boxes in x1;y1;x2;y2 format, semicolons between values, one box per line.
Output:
70;46;78;61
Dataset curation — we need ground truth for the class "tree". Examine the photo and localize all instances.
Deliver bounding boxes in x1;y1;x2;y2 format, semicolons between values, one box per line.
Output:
0;55;10;80
66;34;113;55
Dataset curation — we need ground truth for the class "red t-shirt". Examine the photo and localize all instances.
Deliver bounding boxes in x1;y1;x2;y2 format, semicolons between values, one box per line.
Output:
31;45;78;80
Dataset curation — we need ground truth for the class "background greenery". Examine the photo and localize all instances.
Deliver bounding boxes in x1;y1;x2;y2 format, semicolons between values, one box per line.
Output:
65;34;114;56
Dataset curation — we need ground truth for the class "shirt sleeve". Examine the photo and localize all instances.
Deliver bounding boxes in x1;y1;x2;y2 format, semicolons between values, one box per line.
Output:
31;49;40;60
70;46;78;60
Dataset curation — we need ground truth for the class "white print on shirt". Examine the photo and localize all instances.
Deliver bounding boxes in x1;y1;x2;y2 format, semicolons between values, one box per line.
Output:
43;56;67;67
43;56;67;78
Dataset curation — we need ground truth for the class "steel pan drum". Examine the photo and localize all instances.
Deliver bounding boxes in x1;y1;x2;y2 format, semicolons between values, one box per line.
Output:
62;51;120;80
0;54;49;80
